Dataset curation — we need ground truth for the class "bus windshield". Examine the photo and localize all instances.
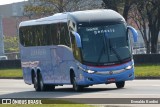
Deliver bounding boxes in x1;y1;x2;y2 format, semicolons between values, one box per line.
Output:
78;23;131;65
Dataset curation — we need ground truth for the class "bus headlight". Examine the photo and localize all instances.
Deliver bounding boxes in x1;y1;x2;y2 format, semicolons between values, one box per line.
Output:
87;70;96;74
125;65;132;70
78;66;96;74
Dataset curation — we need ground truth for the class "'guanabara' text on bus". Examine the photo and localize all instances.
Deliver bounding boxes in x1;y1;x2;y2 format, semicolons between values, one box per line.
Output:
19;9;138;91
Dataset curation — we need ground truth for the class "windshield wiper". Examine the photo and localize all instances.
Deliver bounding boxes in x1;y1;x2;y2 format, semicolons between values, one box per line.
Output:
96;44;105;65
97;33;106;65
109;39;123;63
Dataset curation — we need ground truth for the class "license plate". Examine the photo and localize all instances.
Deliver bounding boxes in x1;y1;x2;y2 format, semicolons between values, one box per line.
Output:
107;78;116;82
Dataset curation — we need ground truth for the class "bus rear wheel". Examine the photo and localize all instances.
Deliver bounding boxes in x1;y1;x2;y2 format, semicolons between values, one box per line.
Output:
39;73;55;91
33;73;55;91
33;73;40;91
116;81;125;88
39;73;45;91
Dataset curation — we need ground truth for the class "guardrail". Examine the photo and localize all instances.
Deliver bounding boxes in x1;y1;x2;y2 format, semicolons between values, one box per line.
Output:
0;59;21;69
133;54;160;64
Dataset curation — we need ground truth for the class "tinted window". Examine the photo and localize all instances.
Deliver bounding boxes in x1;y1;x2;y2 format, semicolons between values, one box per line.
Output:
79;23;131;65
19;23;70;47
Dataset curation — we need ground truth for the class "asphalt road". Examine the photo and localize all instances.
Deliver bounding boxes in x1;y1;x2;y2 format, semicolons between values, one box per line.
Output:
0;79;160;106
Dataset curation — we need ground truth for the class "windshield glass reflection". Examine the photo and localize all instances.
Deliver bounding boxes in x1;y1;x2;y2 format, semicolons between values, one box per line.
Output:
79;23;131;65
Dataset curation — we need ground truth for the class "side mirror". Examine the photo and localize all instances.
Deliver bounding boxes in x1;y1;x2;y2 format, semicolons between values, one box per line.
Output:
71;31;82;48
127;26;138;42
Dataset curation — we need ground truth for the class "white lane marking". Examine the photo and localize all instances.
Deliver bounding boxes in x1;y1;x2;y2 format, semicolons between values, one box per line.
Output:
152;85;160;86
83;92;160;96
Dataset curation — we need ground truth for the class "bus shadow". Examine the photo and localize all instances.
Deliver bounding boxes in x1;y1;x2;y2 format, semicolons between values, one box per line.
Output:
55;87;120;92
0;87;123;98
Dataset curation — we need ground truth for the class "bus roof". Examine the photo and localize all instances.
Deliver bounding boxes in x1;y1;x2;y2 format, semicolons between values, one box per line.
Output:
19;13;68;27
19;9;125;27
68;9;125;24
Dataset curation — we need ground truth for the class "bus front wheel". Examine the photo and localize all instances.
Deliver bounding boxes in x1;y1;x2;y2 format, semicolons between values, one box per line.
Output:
116;81;125;88
72;74;84;92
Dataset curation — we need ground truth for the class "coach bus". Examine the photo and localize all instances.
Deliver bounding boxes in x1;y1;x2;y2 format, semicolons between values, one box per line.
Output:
19;9;138;91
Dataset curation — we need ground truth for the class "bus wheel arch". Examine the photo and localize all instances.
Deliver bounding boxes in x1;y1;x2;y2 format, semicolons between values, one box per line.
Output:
70;69;75;84
70;69;83;92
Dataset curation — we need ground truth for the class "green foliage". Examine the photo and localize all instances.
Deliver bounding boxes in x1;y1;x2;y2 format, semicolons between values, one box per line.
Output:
4;36;19;53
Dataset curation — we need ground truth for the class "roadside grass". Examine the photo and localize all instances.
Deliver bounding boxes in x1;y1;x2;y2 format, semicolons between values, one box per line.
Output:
0;64;160;78
134;64;160;77
0;69;22;78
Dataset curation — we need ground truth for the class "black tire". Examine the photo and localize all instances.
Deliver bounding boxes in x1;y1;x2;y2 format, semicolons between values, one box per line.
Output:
33;73;40;91
72;76;83;92
34;73;55;91
39;73;45;91
39;73;56;91
116;81;125;88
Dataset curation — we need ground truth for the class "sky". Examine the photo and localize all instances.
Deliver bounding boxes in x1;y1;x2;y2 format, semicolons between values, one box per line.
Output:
0;0;27;5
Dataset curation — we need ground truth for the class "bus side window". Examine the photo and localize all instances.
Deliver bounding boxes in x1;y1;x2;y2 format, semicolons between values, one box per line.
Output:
30;26;35;46
34;26;39;46
25;27;30;46
19;27;25;46
43;25;51;45
60;23;70;47
51;23;60;45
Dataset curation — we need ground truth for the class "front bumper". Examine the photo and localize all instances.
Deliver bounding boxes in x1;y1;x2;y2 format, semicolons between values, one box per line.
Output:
77;68;134;85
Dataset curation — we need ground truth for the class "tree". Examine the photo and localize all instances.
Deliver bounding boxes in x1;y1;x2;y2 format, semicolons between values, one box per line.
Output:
102;0;137;21
4;36;19;53
24;0;102;18
129;3;150;53
133;0;160;53
102;0;160;53
145;0;160;53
